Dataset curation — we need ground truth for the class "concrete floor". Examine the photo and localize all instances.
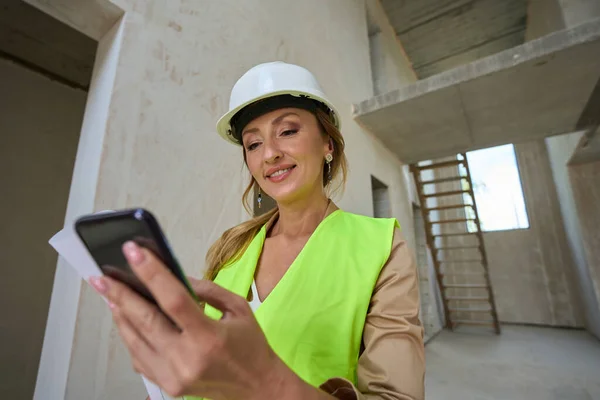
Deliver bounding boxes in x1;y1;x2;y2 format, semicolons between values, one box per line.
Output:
425;325;600;400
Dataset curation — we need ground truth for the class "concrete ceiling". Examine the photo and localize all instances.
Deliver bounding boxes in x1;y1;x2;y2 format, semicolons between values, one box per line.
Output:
0;0;97;89
380;0;528;78
353;19;600;164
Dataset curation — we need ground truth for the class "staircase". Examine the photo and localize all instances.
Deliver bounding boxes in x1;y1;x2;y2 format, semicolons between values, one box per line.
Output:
410;154;501;334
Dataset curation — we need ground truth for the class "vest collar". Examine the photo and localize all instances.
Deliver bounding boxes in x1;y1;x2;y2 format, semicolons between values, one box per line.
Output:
262;200;340;234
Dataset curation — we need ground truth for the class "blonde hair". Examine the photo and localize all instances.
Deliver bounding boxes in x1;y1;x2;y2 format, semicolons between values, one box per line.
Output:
204;109;348;280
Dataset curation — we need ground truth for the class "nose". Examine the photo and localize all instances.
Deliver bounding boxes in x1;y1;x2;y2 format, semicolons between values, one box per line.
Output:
262;138;283;164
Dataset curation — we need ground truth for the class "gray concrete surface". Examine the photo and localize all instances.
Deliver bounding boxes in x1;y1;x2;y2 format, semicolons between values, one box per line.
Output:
353;18;600;163
380;0;527;78
0;0;97;88
426;325;600;400
0;57;87;400
547;131;600;339
485;140;583;328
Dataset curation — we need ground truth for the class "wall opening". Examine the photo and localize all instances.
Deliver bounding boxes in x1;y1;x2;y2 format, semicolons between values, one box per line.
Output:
0;2;97;399
371;176;391;218
464;144;530;232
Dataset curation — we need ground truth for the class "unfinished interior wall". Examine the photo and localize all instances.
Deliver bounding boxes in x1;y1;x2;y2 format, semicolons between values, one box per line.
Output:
569;160;600;335
421;146;583;328
484;141;583;326
366;0;416;95
524;0;600;334
0;58;86;399
546;133;600;338
413;204;444;340
26;0;421;398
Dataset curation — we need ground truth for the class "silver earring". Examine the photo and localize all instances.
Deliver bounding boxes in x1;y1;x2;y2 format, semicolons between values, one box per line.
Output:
325;154;333;182
257;186;262;209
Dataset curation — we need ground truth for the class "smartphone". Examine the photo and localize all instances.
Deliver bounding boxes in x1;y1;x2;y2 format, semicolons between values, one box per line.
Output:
74;208;197;306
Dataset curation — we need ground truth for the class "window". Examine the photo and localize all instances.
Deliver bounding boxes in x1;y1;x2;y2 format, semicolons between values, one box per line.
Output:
371;176;391;218
464;144;529;232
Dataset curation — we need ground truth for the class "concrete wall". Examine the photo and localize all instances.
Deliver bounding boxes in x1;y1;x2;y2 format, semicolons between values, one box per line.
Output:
0;58;86;399
413;205;444;340
484;141;583;326
525;0;600;336
525;0;566;41
569;160;600;337
421;148;583;327
546;133;600;337
558;0;600;27
32;1;421;398
366;0;416;95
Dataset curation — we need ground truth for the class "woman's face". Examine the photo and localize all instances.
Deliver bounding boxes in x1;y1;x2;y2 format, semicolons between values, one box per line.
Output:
241;107;330;205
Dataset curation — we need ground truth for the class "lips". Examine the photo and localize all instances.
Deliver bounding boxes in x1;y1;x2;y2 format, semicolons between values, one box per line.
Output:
269;167;293;177
265;165;296;182
265;165;296;178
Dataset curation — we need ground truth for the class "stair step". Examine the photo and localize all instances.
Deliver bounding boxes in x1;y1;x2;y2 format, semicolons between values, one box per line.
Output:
442;272;487;276
425;204;472;212
444;284;488;288
417;159;464;171
435;246;481;251
424;189;470;198
433;232;478;237
430;218;476;224
452;320;496;326
438;259;483;263
446;296;490;301
421;176;467;185
449;308;492;313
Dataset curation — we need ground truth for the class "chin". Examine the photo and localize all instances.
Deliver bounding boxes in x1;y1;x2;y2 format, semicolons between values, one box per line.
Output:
268;188;301;204
265;180;307;204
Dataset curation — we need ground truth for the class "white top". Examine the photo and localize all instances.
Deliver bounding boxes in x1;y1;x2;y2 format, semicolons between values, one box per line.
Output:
249;280;263;313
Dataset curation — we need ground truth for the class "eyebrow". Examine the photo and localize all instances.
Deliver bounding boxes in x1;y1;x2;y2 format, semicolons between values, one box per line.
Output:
242;112;300;137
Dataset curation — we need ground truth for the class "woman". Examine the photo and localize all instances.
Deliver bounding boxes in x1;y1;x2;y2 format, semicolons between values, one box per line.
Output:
89;61;425;400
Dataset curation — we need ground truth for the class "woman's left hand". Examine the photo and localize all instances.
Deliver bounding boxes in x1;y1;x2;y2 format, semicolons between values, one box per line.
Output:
88;241;298;400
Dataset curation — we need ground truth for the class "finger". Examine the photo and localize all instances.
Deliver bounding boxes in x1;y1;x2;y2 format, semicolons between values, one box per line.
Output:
123;241;206;331
187;276;203;294
187;277;207;310
190;279;250;318
111;305;160;380
102;276;179;347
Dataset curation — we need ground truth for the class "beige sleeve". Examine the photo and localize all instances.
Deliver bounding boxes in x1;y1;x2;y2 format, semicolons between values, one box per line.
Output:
320;228;425;400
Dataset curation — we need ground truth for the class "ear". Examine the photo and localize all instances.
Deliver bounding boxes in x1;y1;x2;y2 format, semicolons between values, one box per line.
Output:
324;137;334;155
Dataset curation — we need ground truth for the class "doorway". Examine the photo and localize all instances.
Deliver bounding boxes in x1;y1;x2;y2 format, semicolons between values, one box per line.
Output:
0;1;97;398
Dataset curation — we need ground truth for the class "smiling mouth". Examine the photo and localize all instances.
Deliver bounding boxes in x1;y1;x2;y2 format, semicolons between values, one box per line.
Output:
267;165;296;178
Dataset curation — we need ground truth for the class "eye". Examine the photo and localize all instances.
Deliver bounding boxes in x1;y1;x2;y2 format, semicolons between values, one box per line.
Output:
280;129;298;136
246;142;260;151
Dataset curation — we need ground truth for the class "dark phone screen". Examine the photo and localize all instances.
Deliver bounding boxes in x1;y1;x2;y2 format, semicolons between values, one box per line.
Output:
77;216;164;304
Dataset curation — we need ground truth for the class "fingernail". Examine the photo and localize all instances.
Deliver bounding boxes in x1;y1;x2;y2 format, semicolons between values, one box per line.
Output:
123;241;145;265
108;302;117;310
90;276;108;294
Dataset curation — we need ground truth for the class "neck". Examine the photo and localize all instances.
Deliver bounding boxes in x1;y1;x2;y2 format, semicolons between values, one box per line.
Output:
272;190;330;238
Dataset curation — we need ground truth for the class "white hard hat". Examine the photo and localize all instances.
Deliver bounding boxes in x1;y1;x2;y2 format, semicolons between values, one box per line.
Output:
216;61;341;145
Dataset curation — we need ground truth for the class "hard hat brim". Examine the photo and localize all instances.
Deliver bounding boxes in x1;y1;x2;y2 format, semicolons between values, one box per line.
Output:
216;89;341;146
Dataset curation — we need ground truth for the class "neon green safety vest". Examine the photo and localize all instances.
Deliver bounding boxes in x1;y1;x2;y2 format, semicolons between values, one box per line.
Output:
186;210;398;400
